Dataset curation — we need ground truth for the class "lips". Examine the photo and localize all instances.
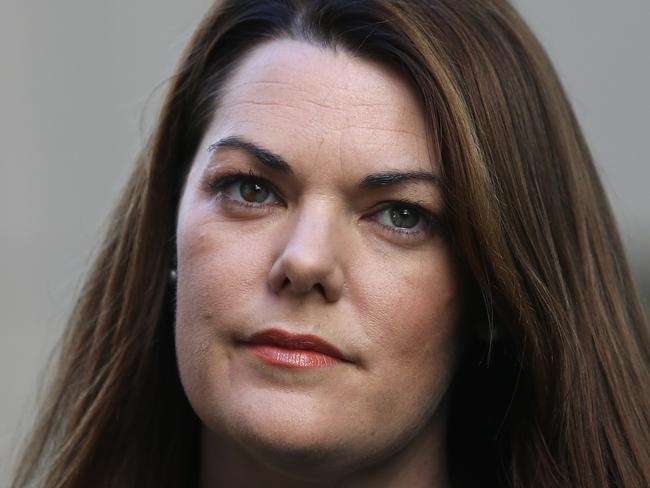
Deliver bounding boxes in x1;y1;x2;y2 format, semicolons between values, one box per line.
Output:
244;328;349;368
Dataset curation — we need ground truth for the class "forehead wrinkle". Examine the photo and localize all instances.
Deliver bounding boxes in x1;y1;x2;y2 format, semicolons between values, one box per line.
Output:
222;101;425;139
205;39;437;183
228;79;310;91
224;52;406;113
220;61;424;137
339;127;432;171
344;124;425;142
209;107;432;181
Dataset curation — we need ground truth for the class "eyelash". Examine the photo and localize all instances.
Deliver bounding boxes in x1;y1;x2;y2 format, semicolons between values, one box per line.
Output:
208;170;443;241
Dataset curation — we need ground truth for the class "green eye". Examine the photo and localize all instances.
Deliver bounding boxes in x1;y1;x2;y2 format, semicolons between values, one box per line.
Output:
388;206;420;228
374;202;440;240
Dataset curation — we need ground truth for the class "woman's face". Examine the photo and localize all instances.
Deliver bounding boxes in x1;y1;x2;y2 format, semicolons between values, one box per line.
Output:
176;39;466;480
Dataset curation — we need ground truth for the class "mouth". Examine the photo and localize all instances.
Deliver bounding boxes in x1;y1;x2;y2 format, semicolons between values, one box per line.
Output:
242;328;351;369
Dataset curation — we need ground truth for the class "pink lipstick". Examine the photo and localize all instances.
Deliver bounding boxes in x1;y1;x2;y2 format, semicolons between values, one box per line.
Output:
245;328;347;368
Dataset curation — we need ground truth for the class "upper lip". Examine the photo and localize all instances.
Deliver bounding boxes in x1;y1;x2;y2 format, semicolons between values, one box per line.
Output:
246;328;349;362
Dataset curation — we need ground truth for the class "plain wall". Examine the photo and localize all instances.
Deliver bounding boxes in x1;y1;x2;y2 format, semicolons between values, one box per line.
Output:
1;0;648;482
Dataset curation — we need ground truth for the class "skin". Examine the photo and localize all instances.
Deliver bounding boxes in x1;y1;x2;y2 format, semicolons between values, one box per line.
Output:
175;39;466;487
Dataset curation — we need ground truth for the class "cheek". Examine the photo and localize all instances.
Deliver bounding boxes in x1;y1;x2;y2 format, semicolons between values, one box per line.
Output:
176;214;267;323
174;210;270;377
353;246;464;418
356;247;463;358
174;209;278;416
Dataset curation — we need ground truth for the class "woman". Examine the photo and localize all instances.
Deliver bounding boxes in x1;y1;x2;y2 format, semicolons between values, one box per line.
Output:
11;1;650;487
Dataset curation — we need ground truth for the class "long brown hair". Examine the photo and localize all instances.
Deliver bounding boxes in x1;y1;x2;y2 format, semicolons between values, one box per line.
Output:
12;1;650;486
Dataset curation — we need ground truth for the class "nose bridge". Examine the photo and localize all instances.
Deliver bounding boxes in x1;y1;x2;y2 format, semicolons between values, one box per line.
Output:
288;197;340;254
268;196;345;301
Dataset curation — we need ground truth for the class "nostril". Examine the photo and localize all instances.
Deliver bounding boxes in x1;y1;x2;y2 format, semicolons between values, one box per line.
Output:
281;276;327;297
267;250;343;301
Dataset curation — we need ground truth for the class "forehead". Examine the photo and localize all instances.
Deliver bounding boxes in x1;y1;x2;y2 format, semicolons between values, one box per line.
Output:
201;38;434;178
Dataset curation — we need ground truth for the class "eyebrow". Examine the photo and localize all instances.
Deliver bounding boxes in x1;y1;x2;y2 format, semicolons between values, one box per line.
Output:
207;136;440;189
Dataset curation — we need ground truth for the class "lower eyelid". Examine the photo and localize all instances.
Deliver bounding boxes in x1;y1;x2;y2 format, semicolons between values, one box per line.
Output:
218;192;280;210
375;219;431;242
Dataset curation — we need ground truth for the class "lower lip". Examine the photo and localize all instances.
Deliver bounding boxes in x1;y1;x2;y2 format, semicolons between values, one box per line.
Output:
248;344;342;368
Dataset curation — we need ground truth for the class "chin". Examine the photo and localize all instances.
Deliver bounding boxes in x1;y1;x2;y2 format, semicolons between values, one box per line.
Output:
214;400;385;481
233;430;384;484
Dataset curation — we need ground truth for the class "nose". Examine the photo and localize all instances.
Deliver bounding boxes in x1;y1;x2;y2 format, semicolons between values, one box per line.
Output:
267;200;345;302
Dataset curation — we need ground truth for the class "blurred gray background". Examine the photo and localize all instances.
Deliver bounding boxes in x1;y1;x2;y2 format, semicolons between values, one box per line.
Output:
1;0;648;482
